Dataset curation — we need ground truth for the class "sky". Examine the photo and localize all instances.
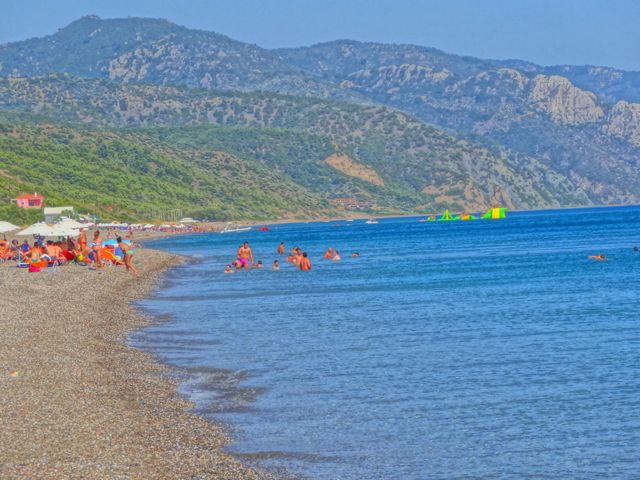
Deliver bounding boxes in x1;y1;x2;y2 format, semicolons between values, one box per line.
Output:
2;0;639;70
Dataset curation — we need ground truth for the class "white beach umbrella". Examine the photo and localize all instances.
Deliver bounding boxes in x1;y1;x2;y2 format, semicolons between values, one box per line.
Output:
50;225;80;237
0;221;20;234
55;218;85;229
17;222;57;237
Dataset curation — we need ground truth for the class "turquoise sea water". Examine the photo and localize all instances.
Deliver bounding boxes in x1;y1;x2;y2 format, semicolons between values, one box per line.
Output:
134;207;640;479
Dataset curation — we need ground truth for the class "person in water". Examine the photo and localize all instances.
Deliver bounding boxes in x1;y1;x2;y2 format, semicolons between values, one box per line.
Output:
288;246;301;264
254;260;263;269
633;246;639;252
272;260;280;271
351;252;360;257
588;253;606;261
332;250;341;261
237;241;254;270
323;247;333;259
117;236;138;274
299;252;311;271
278;242;285;255
224;265;235;274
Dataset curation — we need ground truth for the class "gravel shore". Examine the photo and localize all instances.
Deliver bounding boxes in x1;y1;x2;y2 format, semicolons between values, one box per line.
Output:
0;249;274;479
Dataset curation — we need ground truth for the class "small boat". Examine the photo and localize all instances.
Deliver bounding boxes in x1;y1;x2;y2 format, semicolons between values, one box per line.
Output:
365;218;379;224
259;226;270;231
221;223;252;234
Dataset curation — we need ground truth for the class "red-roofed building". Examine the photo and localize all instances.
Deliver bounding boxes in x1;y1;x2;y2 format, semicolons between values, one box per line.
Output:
16;192;45;209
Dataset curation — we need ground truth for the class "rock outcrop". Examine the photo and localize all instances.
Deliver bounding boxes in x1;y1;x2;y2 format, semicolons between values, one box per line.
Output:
606;101;640;147
530;75;604;124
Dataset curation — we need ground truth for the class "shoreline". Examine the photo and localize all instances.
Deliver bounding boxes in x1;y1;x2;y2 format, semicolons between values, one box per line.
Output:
0;249;279;479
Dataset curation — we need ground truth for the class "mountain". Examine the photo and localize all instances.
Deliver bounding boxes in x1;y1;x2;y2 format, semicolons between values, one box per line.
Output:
0;75;589;214
277;41;640;204
1;16;640;218
0;15;357;101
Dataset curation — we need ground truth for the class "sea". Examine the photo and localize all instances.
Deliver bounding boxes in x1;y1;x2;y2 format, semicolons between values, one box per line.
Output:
131;206;640;479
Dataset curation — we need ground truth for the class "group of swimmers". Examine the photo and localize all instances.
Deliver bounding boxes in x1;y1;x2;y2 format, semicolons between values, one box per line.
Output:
223;241;358;273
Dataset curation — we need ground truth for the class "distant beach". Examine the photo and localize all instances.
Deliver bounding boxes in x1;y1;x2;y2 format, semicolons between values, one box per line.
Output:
0;248;277;479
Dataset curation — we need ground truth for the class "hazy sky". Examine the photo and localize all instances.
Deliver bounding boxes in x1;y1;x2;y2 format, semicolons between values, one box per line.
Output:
2;0;639;70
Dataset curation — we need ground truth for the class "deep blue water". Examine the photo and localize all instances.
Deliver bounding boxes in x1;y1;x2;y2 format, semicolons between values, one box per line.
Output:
133;207;640;479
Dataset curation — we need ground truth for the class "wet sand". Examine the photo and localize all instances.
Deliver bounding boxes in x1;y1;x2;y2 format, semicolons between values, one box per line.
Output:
0;249;276;479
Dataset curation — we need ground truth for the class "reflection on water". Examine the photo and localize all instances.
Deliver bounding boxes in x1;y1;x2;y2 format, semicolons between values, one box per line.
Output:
133;207;640;479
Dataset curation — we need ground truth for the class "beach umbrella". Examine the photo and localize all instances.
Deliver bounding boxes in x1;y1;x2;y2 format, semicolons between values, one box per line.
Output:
50;224;80;237
55;218;85;229
0;221;20;234
17;222;57;237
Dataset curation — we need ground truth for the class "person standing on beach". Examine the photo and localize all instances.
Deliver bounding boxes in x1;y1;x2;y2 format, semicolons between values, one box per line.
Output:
92;230;103;269
117;237;138;275
278;242;285;255
299;252;311;271
237;241;253;270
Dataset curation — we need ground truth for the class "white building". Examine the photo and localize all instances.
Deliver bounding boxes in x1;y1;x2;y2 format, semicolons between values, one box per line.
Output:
44;206;75;224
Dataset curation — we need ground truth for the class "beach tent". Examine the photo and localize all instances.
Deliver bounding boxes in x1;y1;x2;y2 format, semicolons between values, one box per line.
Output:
0;221;20;233
482;207;507;220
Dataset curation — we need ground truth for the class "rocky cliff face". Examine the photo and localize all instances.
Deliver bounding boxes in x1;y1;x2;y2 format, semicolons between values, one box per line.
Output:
530;75;604;124
606;101;640;147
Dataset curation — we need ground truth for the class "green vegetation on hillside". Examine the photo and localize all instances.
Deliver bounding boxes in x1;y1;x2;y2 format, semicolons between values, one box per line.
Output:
0;118;346;224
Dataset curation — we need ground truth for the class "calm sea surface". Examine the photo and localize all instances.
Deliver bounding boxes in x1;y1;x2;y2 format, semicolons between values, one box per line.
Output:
133;207;640;479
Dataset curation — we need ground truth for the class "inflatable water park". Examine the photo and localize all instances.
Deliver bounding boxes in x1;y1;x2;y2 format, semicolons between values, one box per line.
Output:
426;207;506;222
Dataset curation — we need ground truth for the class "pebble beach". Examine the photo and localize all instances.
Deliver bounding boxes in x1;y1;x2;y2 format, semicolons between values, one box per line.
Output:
0;248;275;479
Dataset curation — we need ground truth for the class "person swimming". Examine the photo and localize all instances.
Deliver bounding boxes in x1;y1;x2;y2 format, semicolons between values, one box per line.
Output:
332;250;341;261
299;252;311;271
351;252;360;257
224;265;235;274
254;260;263;269
633;246;639;252
588;253;606;261
272;260;280;271
323;247;333;259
